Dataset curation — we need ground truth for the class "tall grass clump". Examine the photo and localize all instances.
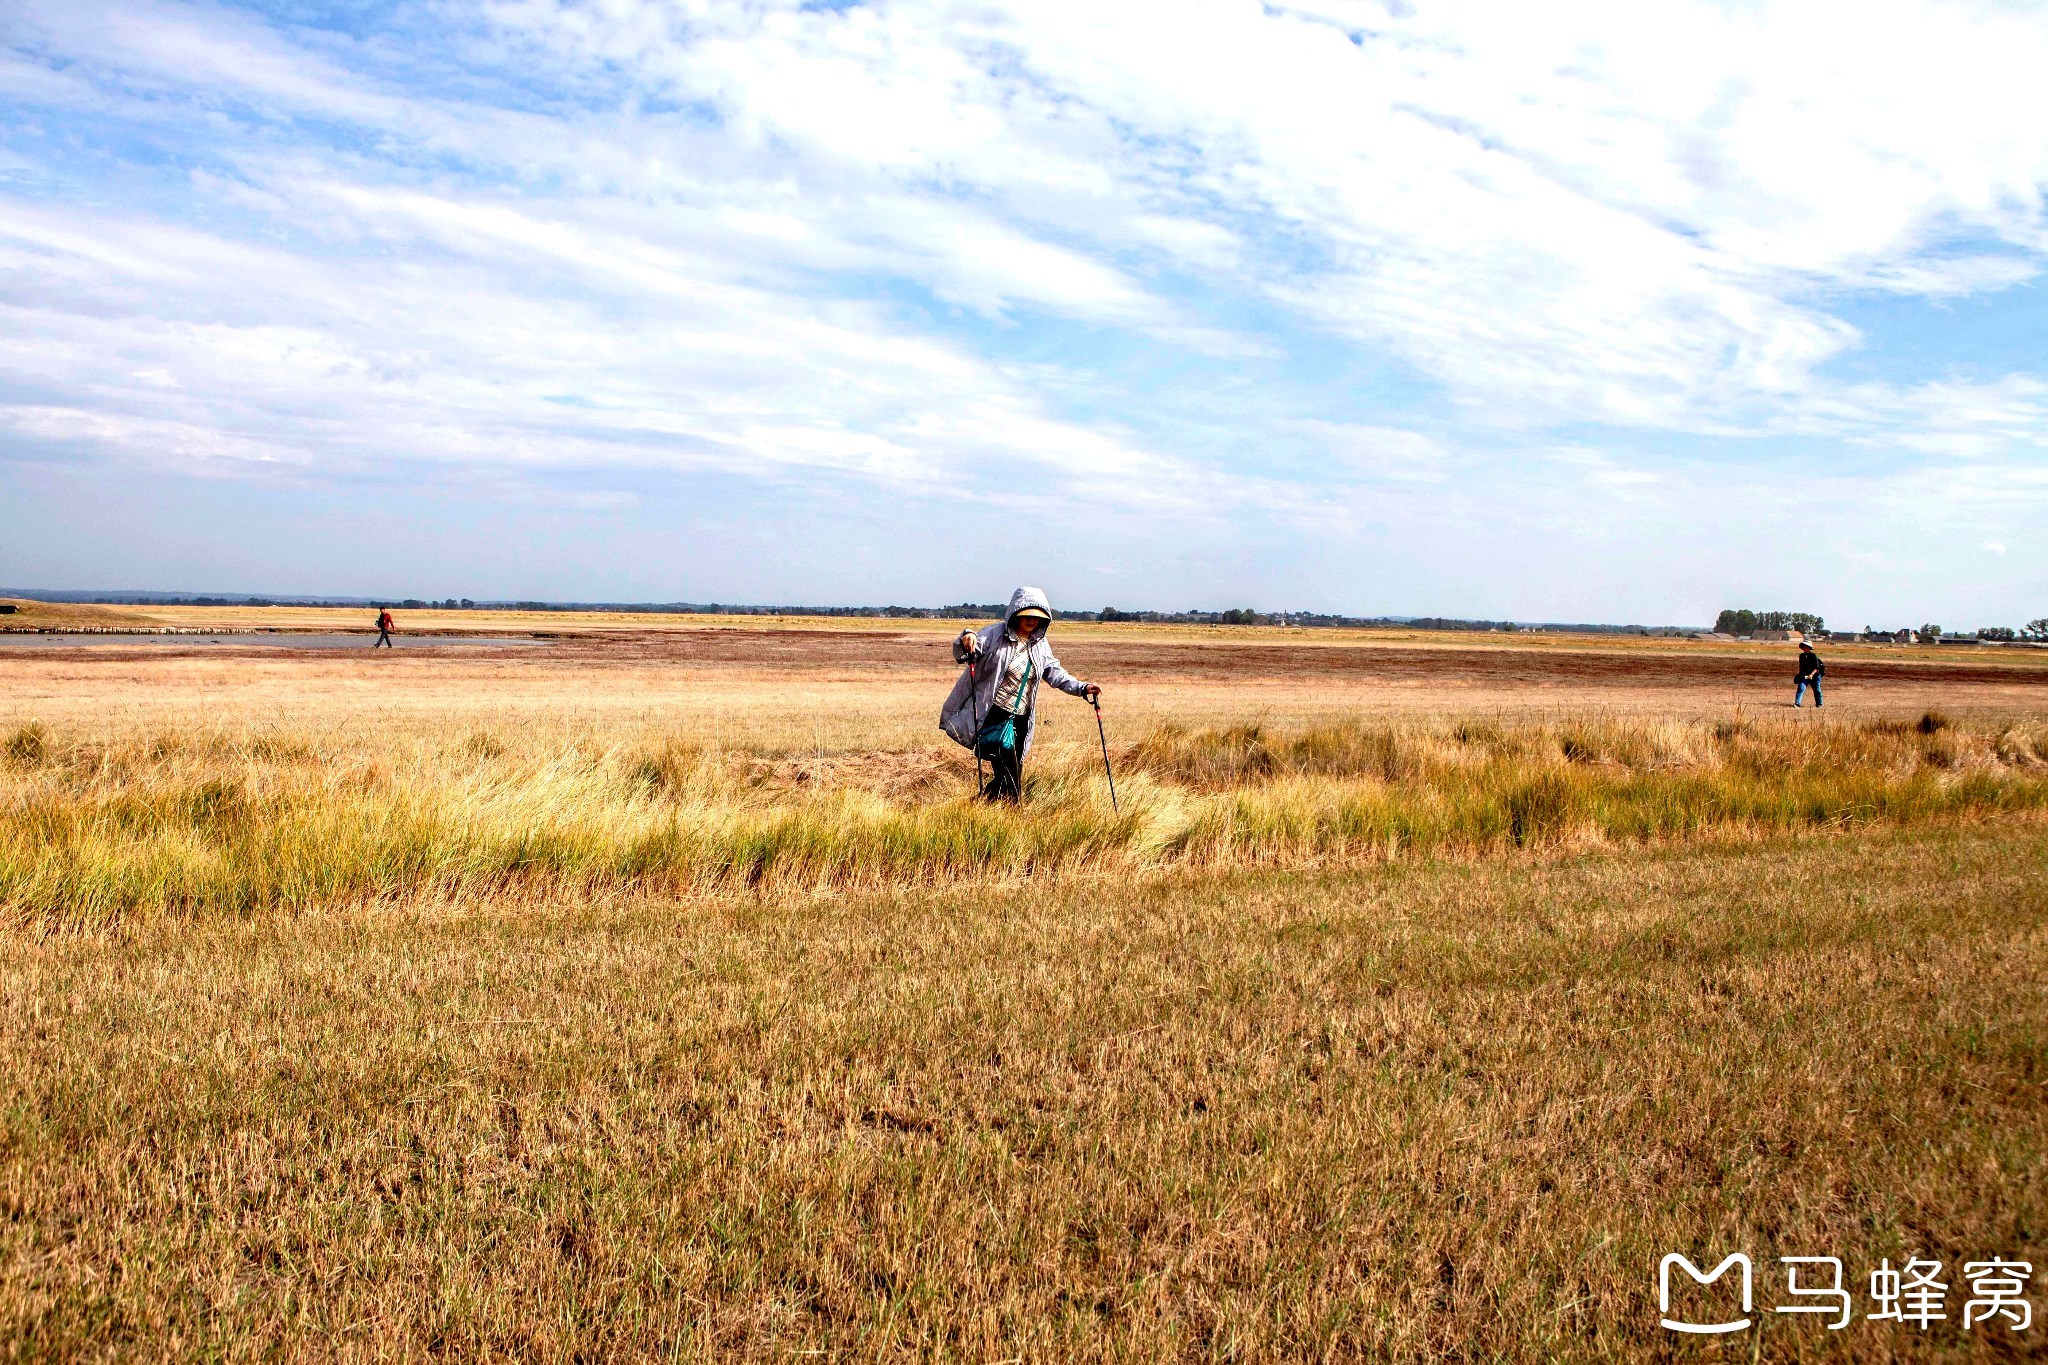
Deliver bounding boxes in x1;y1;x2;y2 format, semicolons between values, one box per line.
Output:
4;715;2046;926
4;722;47;768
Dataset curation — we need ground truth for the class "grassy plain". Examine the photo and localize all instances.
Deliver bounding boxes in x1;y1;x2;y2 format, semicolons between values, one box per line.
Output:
3;613;2046;1360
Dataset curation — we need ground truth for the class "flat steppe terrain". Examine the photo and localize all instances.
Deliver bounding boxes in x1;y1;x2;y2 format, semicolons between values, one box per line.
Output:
5;599;2044;745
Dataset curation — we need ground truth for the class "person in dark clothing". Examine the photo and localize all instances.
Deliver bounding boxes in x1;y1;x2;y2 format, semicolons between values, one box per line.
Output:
980;707;1027;802
374;608;395;648
1793;641;1824;707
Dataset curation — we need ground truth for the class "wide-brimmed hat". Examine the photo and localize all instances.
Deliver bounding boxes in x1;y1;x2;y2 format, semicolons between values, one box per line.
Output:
1012;606;1051;623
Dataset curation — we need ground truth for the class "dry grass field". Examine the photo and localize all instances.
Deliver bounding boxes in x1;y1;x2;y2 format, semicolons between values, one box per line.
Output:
4;609;2046;1360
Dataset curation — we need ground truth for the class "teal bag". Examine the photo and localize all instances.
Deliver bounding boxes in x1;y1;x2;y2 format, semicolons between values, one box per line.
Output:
974;711;1016;758
974;655;1033;758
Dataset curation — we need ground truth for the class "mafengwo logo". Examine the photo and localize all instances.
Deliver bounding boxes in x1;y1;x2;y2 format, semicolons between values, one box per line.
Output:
1660;1254;1754;1335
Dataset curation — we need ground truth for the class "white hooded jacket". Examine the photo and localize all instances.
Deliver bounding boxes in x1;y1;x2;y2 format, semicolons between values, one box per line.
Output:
938;586;1092;759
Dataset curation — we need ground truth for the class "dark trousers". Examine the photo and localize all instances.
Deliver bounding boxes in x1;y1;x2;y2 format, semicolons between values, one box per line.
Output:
374;629;392;648
976;705;1026;802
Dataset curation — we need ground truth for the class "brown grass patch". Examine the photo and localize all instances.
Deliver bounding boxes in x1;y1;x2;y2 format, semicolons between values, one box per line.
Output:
2;824;2041;1359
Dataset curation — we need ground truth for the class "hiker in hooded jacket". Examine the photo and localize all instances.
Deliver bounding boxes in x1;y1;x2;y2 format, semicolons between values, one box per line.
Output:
1793;640;1824;707
940;587;1101;802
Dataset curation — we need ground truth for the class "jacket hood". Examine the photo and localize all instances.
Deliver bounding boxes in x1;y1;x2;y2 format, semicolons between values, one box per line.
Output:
1006;585;1053;627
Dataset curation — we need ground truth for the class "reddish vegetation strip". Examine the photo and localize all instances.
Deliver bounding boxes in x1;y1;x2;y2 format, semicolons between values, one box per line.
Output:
566;630;2048;691
1052;642;2048;689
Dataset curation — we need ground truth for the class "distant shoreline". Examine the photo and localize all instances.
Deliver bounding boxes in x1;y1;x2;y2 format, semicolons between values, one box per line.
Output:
1;589;1702;637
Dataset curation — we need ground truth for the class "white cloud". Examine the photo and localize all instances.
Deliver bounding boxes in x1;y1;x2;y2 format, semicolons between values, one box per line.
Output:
0;189;1239;512
414;0;2048;433
2;0;2047;614
1292;421;1450;484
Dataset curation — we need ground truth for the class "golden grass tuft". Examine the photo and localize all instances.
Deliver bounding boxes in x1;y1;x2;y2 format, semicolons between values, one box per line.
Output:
4;721;47;768
5;714;2048;928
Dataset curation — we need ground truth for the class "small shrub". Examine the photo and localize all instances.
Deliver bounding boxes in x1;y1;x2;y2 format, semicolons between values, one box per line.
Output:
179;778;250;829
1453;721;1507;750
1994;728;2041;767
1918;710;1951;735
4;721;48;767
1501;770;1584;847
249;734;316;763
631;739;707;794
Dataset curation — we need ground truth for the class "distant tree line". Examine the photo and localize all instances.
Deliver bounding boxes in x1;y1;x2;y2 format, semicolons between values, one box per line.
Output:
1787;619;2048;644
1889;621;2048;644
1715;608;1825;636
1097;607;1689;634
1939;619;2048;643
49;590;1717;636
1404;616;1517;632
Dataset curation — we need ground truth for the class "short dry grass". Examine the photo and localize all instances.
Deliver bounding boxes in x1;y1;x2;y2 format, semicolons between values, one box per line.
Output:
4;665;2045;1360
3;824;2043;1360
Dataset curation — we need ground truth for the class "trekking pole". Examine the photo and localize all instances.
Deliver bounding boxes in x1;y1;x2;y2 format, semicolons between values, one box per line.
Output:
1092;695;1118;813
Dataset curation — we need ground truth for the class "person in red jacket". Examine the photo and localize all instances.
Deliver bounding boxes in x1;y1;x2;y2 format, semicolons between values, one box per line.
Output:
373;608;395;649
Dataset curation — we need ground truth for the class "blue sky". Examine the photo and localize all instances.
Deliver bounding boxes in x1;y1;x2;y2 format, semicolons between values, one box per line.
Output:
2;0;2046;626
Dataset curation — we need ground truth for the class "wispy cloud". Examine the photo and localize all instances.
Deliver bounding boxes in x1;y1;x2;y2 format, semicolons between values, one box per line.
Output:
2;0;2045;619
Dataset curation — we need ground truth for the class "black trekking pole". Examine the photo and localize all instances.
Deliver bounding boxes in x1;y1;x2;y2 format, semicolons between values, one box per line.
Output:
1091;694;1118;813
